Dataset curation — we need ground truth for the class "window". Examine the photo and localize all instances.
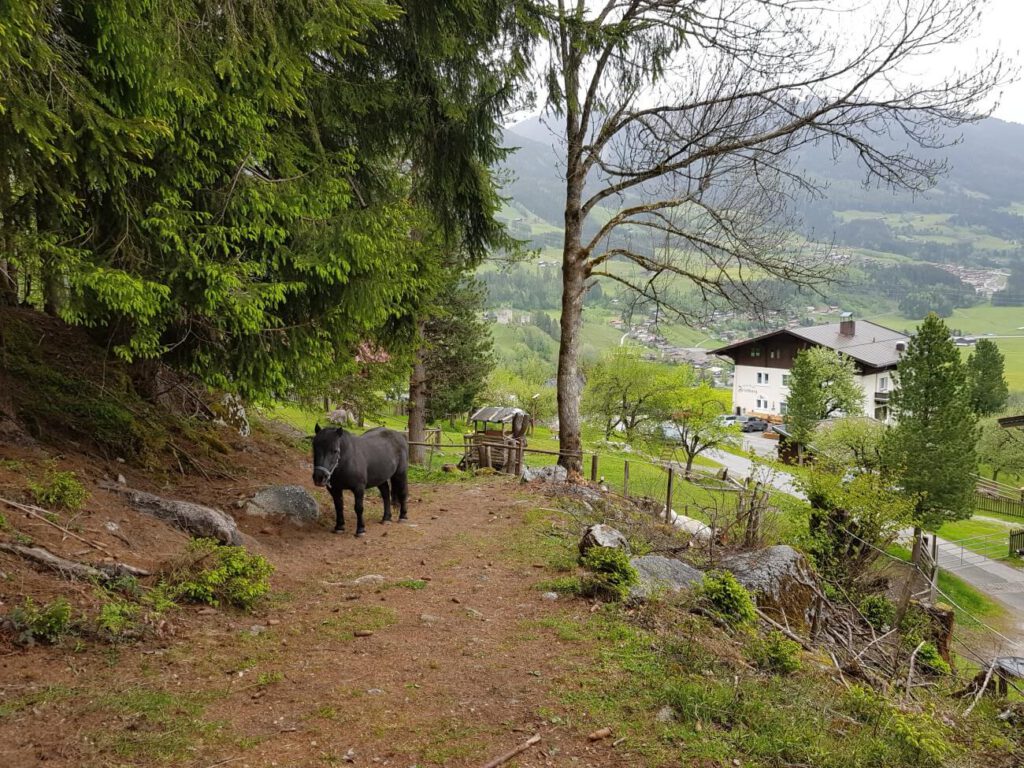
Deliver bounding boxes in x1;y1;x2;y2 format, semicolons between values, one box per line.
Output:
756;372;769;384
756;397;769;410
780;401;788;415
782;374;791;386
769;348;778;359
879;376;889;391
749;345;762;357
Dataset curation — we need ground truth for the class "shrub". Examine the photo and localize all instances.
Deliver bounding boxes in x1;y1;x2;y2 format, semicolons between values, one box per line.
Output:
914;641;951;676
167;539;273;610
7;597;74;644
579;546;638;601
96;599;141;640
859;594;896;632
701;570;756;627
29;469;88;510
750;630;802;674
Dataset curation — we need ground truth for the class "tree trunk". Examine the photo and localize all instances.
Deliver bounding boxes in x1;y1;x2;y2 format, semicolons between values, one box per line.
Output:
556;95;587;476
685;453;695;477
0;258;16;306
556;256;586;476
407;338;428;466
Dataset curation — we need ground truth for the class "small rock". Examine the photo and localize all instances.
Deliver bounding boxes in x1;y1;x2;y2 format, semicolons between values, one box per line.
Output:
451;597;461;604
419;614;442;624
267;619;280;626
579;524;629;556
541;592;559;601
521;464;568;484
366;688;385;695
116;473;127;485
655;705;677;723
441;464;459;473
343;748;356;763
249;624;267;635
353;629;374;637
629;555;702;600
588;727;612;741
260;527;274;535
352;574;386;586
198;607;218;615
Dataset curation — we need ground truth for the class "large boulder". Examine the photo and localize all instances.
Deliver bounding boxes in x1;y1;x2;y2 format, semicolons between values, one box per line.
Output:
717;545;822;629
246;485;320;525
629;555;702;599
116;487;243;545
578;524;629;556
521;464;568;484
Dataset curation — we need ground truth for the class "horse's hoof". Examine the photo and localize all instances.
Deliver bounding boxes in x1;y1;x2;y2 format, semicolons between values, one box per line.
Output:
398;515;408;522
355;531;365;538
381;518;392;525
333;528;345;535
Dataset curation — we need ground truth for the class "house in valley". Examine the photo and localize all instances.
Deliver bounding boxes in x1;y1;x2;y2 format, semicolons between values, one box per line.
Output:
708;314;909;422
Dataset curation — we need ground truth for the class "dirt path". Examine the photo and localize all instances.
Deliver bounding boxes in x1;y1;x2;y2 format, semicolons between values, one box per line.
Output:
0;473;632;768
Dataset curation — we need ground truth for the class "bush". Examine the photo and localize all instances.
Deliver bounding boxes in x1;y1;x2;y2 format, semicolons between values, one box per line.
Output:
750;630;802;674
914;641;951;676
7;597;74;645
166;539;273;610
579;546;638;601
96;599;141;640
859;594;896;632
29;469;88;510
701;570;756;627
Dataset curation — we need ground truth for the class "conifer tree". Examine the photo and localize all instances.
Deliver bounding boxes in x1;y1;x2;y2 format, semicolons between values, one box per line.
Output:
784;347;863;464
966;339;1009;416
886;314;978;531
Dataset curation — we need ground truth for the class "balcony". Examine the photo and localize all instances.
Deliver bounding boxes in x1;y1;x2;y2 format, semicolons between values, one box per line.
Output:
874;390;890;403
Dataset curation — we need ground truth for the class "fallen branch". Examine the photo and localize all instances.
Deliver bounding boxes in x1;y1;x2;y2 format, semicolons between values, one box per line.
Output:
904;641;925;702
0;542;148;581
964;661;997;716
755;608;814;651
479;733;541;768
0;496;116;559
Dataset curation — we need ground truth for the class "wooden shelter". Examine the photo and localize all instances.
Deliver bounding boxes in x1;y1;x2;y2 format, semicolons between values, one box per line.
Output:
461;406;529;474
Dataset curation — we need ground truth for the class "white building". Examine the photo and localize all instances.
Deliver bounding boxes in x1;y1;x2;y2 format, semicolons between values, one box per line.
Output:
708;315;909;422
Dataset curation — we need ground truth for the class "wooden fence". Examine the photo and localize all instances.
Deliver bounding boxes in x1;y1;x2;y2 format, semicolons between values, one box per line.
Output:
975;492;1024;519
1010;529;1024;557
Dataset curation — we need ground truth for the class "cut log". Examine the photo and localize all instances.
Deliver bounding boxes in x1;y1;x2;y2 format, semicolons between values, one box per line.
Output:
0;542;149;581
102;483;242;545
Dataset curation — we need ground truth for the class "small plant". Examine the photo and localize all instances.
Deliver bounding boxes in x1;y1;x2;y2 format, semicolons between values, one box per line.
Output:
579;546;638;601
750;630;802;674
535;575;583;595
96;599;141;640
914;641;951;676
0;512;8;531
28;469;88;510
700;570;756;627
859;594;896;632
391;579;428;590
141;583;178;617
166;539;274;610
7;597;74;645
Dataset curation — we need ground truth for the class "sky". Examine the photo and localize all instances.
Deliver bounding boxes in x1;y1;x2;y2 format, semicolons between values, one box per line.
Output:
957;0;1024;124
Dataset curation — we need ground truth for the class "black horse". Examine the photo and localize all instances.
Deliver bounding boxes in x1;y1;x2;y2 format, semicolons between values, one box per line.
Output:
311;424;409;536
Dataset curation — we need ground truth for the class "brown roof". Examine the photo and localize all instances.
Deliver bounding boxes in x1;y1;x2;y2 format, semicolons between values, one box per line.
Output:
708;320;909;369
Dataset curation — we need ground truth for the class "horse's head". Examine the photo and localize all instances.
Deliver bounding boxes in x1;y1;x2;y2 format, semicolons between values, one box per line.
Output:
312;423;344;487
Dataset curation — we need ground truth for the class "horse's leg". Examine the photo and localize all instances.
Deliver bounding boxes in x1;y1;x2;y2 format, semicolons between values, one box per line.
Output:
379;483;392;523
354;488;366;537
392;471;408;521
331;485;345;533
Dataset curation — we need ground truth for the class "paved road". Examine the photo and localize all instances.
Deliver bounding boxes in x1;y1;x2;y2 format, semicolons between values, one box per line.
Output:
707;444;1024;651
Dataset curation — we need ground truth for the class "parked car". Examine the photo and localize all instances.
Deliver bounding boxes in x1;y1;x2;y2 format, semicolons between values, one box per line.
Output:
716;414;744;426
741;418;769;432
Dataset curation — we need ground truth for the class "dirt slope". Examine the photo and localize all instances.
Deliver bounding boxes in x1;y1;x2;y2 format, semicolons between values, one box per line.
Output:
0;442;624;767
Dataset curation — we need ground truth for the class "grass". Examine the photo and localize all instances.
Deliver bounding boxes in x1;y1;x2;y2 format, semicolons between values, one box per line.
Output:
93;687;222;762
318;605;397;640
531;603;1012;767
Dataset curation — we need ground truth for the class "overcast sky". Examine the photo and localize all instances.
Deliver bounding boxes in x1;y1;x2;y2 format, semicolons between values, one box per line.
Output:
944;0;1023;123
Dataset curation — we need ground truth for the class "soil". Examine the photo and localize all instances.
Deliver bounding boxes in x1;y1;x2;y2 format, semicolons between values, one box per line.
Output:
0;426;631;768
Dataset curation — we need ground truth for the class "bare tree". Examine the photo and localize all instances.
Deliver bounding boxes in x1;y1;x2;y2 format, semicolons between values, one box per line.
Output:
532;0;1009;474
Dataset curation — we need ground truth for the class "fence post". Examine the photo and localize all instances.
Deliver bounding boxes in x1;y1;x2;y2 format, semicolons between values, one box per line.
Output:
590;454;599;483
623;461;630;498
666;466;675;515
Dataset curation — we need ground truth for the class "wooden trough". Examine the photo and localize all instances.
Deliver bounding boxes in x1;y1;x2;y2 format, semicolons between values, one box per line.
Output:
460;406;529;475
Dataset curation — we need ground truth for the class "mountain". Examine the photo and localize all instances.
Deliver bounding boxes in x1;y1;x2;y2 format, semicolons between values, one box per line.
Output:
499;116;1024;269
